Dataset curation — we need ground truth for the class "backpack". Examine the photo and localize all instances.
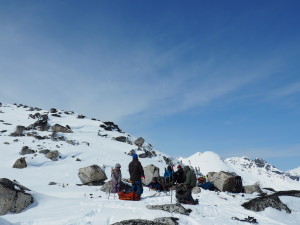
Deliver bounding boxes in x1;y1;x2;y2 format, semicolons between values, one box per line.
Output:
118;191;140;201
175;184;198;205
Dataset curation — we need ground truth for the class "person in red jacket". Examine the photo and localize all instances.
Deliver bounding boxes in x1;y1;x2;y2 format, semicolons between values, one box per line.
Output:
128;154;145;198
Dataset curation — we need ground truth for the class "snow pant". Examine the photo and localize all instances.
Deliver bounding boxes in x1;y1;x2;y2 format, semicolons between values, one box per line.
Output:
111;181;121;194
131;181;143;196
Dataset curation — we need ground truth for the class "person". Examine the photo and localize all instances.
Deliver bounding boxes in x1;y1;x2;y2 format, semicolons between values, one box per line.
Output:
147;177;163;192
164;165;174;184
173;165;185;184
111;163;122;193
128;153;145;198
175;166;198;205
183;166;197;188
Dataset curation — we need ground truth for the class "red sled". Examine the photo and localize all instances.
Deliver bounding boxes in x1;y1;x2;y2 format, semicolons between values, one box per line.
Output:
118;191;140;201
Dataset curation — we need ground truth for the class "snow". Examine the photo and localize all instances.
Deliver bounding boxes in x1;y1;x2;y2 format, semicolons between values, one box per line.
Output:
1;103;300;225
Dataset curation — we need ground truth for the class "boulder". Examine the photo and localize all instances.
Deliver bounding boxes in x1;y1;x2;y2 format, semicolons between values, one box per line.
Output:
10;126;25;137
143;164;160;185
51;124;72;133
0;178;33;215
206;171;242;192
28;114;49;131
100;181;131;193
146;203;192;215
115;136;127;142
154;217;179;225
242;195;291;213
19;146;35;155
45;150;60;161
134;137;145;148
243;184;263;194
49;108;57;113
12;157;27;169
78;165;107;185
111;219;164;225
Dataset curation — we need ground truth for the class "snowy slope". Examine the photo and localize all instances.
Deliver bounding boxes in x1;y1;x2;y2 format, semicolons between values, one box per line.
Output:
1;103;300;225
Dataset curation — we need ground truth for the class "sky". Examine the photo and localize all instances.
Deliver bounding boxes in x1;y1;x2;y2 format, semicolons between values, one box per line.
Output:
0;0;300;171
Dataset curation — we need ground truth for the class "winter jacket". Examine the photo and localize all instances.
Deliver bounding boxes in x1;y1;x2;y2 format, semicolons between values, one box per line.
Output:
111;168;122;193
129;159;144;182
173;168;185;183
147;182;163;191
183;166;197;188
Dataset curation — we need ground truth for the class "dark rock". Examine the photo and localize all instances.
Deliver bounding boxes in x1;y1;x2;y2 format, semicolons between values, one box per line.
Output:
111;219;164;225
100;121;122;132
0;178;33;215
10;126;26;136
28;114;49;131
154;217;179;225
39;149;50;154
77;114;85;119
19;146;35;155
115;136;127;142
3;142;9;145
76;158;81;161
50;108;57;113
242;195;291;213
51;114;61;117
206;171;243;193
12;157;27;169
263;187;276;192
45;150;60;161
1;130;7;133
134;137;145;148
48;182;57;185
146;204;192;215
51;124;72;133
3;123;12;125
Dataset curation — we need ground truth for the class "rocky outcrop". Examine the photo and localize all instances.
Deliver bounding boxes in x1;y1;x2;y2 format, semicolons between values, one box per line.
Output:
111;217;179;225
45;150;60;161
0;178;33;215
10;126;25;137
115;136;127;142
19;146;35;155
146;203;192;215
78;165;107;185
51;124;72;133
206;171;242;192
242;190;300;213
27;114;49;131
134;137;145;149
243;184;263;194
100;121;122;132
100;181;131;193
143;164;160;185
12;157;27;169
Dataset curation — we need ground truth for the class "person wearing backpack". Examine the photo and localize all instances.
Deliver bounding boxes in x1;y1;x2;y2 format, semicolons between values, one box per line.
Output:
128;153;145;199
111;163;122;193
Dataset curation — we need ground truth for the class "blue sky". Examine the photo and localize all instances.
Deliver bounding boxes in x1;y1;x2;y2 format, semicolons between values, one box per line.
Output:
1;0;300;170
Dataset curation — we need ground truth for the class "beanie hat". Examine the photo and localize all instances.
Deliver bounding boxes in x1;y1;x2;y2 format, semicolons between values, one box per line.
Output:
177;165;182;169
115;163;121;168
132;153;138;159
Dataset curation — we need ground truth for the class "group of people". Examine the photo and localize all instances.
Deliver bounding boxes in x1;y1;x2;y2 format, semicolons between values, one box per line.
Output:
110;153;199;204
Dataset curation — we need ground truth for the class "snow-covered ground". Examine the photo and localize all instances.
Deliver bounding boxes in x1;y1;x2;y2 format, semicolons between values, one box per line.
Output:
1;103;300;225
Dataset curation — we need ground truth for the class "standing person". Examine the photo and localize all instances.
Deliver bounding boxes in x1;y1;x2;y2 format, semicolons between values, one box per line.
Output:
111;163;122;193
164;165;174;184
128;153;145;199
173;165;185;184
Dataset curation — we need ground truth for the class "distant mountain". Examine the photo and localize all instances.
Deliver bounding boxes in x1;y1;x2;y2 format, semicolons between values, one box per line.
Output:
179;152;300;190
286;167;300;181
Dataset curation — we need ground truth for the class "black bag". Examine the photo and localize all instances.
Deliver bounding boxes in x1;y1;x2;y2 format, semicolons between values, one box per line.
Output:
175;185;198;205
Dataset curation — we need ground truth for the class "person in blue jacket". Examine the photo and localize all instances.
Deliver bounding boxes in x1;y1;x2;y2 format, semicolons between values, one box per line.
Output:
147;177;163;192
164;165;174;184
